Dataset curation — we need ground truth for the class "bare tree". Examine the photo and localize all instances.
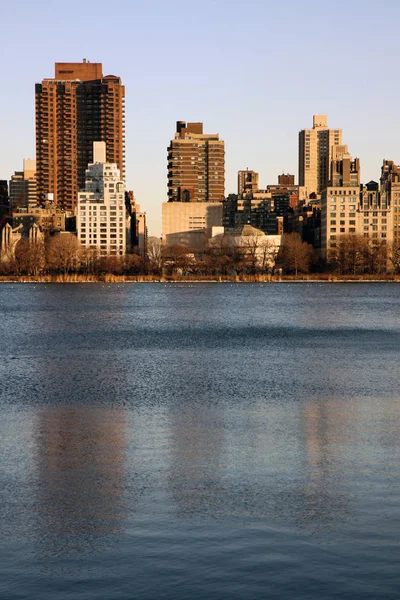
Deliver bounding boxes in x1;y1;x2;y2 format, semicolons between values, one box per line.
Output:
147;237;163;275
388;241;400;274
26;240;46;276
363;240;388;274
329;235;367;275
46;234;80;275
277;233;313;275
162;244;194;275
79;247;99;275
124;253;144;274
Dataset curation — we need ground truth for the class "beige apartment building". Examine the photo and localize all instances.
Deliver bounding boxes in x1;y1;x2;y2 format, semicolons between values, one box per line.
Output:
299;115;342;197
359;181;392;247
167;121;225;203
380;160;400;243
35;60;125;212
162;201;223;251
237;170;259;195
321;182;392;259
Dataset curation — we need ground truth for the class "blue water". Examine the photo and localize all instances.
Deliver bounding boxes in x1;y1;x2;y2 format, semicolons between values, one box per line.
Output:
0;283;399;599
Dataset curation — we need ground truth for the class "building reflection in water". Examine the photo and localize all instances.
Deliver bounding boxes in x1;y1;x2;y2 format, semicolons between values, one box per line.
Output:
296;396;352;530
32;404;127;560
166;388;353;531
167;399;226;518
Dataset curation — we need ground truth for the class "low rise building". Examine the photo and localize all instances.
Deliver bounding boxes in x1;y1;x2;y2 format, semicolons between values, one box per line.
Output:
210;224;281;271
162;201;223;250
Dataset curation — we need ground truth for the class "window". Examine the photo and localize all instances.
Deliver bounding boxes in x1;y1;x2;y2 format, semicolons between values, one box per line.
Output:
340;220;345;225
330;227;336;232
330;212;336;218
340;213;345;218
340;228;345;233
349;220;356;225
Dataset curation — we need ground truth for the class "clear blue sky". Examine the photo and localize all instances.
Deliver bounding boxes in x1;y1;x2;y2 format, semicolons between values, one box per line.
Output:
1;0;399;236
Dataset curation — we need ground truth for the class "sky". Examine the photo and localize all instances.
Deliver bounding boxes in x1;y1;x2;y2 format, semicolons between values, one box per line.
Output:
1;0;400;236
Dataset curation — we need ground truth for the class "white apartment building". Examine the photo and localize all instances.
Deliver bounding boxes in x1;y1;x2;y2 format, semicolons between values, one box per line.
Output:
77;142;126;256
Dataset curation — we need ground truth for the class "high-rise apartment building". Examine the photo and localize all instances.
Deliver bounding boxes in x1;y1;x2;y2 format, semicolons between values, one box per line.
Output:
299;115;342;196
9;159;37;212
36;60;125;211
238;170;259;195
77;142;126;257
167;121;225;202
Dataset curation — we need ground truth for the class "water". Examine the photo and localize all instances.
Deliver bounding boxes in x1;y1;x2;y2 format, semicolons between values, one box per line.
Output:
0;282;399;599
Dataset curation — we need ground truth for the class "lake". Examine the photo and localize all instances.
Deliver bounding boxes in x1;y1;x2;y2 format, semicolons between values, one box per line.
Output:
0;282;399;599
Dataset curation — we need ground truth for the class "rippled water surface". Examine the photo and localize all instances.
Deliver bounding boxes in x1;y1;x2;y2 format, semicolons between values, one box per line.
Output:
0;282;399;599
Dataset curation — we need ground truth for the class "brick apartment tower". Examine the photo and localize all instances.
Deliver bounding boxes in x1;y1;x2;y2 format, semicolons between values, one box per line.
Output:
35;60;125;211
167;121;225;202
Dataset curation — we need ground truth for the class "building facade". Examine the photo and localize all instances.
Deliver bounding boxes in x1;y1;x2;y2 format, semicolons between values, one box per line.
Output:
36;60;125;211
321;186;360;257
278;173;295;186
299;115;342;197
237;170;259;195
9;159;37;212
380;159;400;243
167;121;225;202
162;201;223;250
77;142;126;257
222;192;280;235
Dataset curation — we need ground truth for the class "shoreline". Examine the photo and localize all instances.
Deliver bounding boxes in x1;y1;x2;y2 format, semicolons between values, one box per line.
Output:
1;275;400;284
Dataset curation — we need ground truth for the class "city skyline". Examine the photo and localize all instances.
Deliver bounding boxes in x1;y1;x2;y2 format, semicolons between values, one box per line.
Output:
2;0;400;236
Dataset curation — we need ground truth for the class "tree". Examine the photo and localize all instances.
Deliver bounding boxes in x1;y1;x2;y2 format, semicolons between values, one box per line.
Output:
363;240;388;274
388;241;400;274
124;253;144;275
79;247;99;275
277;233;313;275
147;237;163;275
328;235;367;275
46;234;80;275
162;244;194;275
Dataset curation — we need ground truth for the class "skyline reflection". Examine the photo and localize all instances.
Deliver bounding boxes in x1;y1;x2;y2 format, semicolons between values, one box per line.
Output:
32;404;127;560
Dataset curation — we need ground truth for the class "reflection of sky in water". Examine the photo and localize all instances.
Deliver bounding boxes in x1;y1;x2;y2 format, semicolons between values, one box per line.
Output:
0;283;400;598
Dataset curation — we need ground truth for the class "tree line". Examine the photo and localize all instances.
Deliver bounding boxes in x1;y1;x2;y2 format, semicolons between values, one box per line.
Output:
0;232;399;277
